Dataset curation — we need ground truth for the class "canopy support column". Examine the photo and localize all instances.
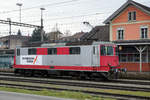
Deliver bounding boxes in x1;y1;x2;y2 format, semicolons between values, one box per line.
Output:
135;46;147;72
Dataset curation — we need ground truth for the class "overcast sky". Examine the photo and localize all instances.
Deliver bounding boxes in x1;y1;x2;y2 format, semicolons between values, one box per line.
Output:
0;0;149;36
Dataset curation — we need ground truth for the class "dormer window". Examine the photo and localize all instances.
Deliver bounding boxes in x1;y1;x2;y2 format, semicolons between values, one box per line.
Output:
128;11;136;21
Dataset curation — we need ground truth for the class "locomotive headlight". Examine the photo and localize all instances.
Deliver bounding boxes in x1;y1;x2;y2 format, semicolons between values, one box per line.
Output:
119;46;122;51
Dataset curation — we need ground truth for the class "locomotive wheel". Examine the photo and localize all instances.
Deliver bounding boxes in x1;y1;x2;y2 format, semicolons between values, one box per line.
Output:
41;70;48;77
14;69;19;75
79;72;86;80
24;69;33;77
16;69;25;76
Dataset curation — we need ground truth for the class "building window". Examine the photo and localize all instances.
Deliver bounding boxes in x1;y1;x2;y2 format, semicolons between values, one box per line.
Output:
128;11;136;21
28;48;37;55
0;42;3;47
133;11;136;20
141;26;148;39
117;28;124;40
69;47;80;54
48;48;57;55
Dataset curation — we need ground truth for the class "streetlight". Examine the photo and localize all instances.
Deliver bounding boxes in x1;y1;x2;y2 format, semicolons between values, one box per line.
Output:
40;7;45;42
16;3;23;23
83;21;94;28
7;18;11;49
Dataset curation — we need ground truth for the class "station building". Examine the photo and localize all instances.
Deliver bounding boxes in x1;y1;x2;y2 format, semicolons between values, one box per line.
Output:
104;0;150;72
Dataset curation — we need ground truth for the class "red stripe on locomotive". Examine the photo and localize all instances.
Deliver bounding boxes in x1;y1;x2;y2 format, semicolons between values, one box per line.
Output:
37;48;48;55
14;65;110;72
57;47;69;55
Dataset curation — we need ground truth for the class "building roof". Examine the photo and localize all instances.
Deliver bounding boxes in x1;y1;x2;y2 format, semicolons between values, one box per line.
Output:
60;32;85;41
0;35;30;40
104;0;150;24
81;25;109;41
72;32;85;39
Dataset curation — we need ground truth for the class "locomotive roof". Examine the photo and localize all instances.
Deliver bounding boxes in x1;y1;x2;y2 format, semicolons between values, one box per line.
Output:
17;41;114;49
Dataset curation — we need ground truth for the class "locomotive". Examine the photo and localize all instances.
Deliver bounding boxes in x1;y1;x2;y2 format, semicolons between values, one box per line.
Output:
13;41;123;80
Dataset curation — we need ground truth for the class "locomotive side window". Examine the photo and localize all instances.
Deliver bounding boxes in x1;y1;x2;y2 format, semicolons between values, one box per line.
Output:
101;46;106;56
48;48;57;55
17;49;20;56
28;48;37;55
93;46;95;54
69;47;80;54
107;46;113;55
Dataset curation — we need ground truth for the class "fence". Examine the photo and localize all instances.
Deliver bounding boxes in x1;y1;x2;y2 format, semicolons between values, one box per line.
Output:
0;54;14;68
118;53;149;63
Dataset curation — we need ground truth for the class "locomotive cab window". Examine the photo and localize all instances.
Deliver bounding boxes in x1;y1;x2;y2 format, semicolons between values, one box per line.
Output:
107;46;113;56
101;46;114;56
115;47;119;56
17;49;20;56
101;46;106;56
48;48;57;55
69;47;80;54
28;48;37;55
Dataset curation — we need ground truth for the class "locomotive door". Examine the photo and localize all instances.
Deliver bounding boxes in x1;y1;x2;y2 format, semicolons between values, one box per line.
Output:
92;46;99;68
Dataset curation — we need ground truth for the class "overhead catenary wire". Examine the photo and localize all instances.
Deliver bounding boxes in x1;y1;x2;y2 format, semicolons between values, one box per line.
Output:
0;0;149;36
25;12;109;24
0;0;79;14
1;0;150;15
1;0;149;23
1;8;112;22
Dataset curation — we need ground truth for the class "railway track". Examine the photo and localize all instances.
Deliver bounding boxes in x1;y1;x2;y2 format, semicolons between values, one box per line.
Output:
0;81;150;100
0;72;150;86
0;75;149;92
0;73;150;100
